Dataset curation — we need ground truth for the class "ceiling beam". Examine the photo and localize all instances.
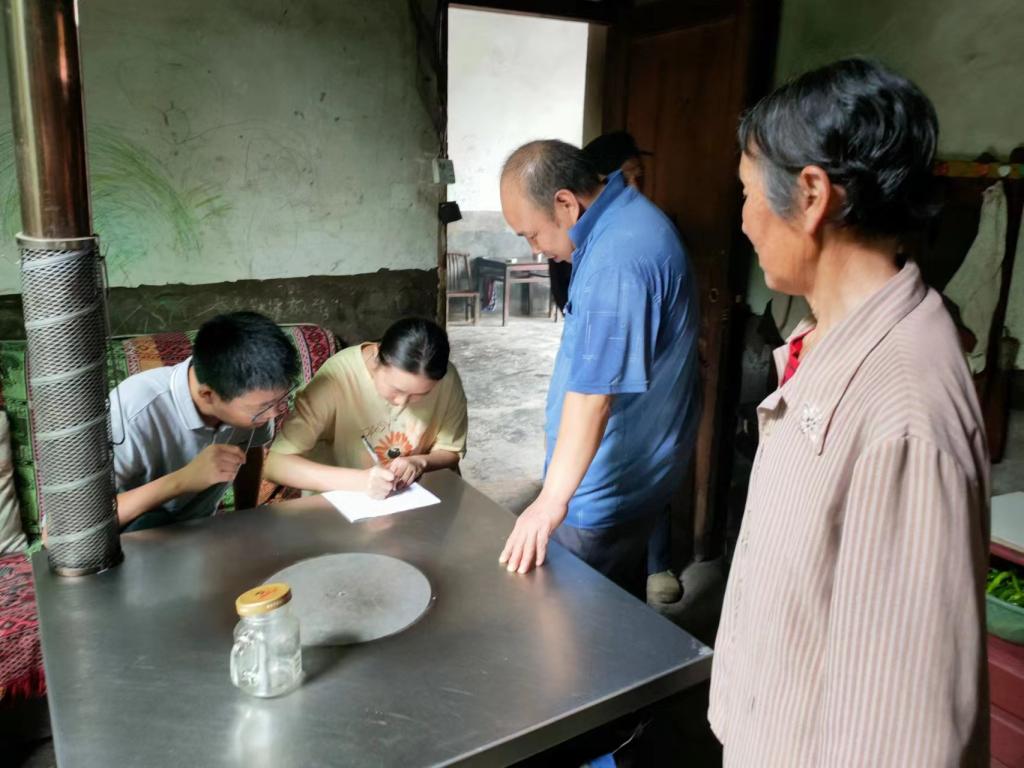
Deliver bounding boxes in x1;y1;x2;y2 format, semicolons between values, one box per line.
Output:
449;0;622;25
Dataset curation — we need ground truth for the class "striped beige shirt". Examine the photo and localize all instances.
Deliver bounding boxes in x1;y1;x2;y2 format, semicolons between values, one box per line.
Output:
709;262;990;767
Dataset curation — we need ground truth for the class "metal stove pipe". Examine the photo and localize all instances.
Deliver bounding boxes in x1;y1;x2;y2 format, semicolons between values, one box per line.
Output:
4;0;120;574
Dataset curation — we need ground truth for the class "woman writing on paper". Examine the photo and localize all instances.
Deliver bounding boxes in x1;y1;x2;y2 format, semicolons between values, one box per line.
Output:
265;318;467;499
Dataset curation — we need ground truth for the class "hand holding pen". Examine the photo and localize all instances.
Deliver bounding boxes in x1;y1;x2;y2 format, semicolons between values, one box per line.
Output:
361;435;396;499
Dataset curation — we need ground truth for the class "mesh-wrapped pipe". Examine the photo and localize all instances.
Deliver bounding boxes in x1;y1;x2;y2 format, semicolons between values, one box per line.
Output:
5;0;121;575
21;235;120;575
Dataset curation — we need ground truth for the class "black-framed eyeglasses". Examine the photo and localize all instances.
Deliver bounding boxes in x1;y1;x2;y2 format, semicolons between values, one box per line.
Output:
250;383;298;424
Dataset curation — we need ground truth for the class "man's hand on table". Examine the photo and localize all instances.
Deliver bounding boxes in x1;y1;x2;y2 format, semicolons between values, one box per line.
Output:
499;494;568;574
500;392;610;575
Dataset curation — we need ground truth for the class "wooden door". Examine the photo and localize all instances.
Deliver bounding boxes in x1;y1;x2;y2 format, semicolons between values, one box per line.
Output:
605;0;780;559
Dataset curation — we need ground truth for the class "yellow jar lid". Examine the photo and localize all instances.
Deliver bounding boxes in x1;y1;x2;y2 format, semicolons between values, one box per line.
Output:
236;583;291;617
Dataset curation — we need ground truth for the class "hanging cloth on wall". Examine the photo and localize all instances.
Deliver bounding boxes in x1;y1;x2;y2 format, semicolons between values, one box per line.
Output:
1001;195;1024;368
944;182;1008;374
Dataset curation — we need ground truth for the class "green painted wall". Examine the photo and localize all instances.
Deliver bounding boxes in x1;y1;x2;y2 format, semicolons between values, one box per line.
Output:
0;0;443;294
747;0;1024;312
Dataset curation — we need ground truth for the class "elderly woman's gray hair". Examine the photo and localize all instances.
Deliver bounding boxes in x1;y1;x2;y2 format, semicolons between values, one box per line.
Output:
738;58;940;241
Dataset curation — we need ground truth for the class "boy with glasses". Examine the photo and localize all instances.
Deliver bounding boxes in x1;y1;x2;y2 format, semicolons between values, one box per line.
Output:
110;311;299;531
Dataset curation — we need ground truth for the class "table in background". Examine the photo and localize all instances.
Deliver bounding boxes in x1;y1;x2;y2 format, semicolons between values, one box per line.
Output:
475;256;551;326
33;471;712;768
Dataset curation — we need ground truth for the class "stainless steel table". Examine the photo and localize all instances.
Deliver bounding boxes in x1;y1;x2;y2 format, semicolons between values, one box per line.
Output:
33;471;712;767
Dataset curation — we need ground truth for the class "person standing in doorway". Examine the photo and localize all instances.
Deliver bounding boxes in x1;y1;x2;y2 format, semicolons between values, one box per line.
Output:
583;131;684;604
584;130;650;191
498;139;700;601
548;131;651;314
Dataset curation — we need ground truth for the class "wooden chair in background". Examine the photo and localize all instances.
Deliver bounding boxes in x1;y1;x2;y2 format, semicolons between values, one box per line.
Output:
446;251;480;325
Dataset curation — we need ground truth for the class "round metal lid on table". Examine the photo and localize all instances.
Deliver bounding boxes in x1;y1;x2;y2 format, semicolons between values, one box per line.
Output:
236;582;292;617
266;553;433;646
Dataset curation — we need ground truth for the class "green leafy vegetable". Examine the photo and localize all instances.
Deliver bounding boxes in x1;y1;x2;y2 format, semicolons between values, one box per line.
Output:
988;567;1024;607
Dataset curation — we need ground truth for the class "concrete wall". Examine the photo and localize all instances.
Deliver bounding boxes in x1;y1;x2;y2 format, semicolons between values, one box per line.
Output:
447;210;531;264
0;270;436;345
775;0;1023;159
747;0;1024;314
446;7;588;265
0;0;443;339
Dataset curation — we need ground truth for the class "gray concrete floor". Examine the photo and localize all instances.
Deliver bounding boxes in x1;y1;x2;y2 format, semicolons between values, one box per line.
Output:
6;740;54;768
448;309;562;515
4;697;54;768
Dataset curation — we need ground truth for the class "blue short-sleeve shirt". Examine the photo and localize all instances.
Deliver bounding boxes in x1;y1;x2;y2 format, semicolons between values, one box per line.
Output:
546;171;700;529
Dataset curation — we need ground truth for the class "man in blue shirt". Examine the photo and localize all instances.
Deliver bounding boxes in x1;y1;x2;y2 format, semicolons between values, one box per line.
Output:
498;139;700;599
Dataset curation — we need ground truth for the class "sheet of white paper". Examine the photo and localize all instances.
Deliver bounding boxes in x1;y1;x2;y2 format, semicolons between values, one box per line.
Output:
322;482;440;522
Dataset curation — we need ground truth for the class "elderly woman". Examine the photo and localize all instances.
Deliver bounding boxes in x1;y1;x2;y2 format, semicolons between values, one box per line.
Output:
709;59;989;766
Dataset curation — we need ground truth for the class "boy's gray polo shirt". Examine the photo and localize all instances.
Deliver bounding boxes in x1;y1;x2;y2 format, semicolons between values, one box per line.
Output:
110;357;273;531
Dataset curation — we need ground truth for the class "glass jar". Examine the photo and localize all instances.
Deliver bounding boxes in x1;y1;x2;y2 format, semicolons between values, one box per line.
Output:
230;582;302;698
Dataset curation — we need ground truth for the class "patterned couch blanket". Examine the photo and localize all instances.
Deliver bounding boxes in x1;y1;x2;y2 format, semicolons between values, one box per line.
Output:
0;553;43;703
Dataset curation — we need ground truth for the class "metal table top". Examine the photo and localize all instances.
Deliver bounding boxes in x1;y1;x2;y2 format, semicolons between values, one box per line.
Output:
33;471;712;768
